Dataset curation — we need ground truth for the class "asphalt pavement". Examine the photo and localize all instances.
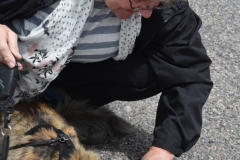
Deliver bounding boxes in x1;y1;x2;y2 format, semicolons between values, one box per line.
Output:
86;0;240;159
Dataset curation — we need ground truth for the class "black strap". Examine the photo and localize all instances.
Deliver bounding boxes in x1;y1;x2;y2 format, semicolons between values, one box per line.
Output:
24;124;53;135
0;61;18;160
9;140;54;150
0;135;10;160
9;124;75;160
3;108;12;129
0;102;13;160
0;101;13;129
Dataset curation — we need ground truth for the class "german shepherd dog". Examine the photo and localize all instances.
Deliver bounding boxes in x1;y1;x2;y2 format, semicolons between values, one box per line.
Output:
0;99;134;160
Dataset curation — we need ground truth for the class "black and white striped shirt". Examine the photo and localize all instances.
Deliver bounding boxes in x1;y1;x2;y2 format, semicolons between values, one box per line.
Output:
7;0;121;63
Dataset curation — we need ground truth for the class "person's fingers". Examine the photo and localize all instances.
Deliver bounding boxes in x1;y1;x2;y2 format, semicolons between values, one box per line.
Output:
0;25;20;68
7;29;22;60
17;62;23;70
0;38;16;68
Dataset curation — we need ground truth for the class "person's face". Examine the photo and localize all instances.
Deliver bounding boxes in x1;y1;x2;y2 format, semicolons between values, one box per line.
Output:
105;0;161;19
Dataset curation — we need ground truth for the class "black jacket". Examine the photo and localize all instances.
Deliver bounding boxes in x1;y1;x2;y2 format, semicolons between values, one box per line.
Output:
0;0;213;157
0;0;59;23
135;1;213;156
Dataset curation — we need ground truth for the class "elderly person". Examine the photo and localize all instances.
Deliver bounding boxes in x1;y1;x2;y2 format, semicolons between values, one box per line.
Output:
0;0;213;159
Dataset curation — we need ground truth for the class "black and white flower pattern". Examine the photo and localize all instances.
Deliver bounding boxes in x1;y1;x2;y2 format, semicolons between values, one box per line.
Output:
29;49;48;63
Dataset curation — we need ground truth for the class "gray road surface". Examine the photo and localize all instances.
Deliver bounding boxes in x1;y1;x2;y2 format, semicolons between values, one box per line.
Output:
86;0;240;159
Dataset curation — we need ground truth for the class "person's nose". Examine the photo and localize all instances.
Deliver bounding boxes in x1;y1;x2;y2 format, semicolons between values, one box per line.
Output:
138;10;153;18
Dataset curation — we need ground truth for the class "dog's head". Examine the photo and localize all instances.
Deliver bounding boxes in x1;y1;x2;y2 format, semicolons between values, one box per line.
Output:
0;101;99;160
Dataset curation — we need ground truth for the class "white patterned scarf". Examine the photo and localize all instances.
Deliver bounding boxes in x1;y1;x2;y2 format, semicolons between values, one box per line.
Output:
13;0;141;103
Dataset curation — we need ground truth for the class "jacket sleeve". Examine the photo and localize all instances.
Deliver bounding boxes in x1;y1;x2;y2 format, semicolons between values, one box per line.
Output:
145;7;213;156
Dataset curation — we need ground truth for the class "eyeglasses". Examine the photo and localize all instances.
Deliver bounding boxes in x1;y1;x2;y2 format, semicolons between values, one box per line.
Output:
129;0;171;11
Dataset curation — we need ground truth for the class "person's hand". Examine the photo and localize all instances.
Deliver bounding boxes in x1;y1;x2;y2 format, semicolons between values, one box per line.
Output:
0;24;22;70
141;146;174;160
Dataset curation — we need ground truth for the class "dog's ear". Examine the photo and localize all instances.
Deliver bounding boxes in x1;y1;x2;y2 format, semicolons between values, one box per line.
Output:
60;124;100;160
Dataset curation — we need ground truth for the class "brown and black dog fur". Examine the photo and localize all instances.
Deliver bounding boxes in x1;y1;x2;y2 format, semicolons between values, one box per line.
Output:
0;100;134;160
